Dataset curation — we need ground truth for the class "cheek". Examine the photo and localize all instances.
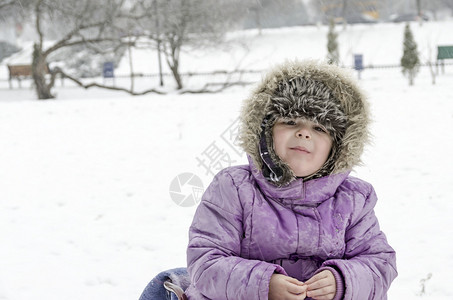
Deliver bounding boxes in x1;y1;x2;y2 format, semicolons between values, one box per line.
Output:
272;129;285;156
272;137;281;155
320;139;333;158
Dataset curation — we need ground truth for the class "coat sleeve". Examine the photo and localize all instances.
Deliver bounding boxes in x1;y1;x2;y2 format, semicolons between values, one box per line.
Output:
186;169;287;300
321;184;397;299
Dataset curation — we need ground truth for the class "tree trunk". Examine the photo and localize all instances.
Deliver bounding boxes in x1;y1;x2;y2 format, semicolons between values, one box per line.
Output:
254;7;262;35
128;39;134;93
427;62;436;85
342;0;348;30
32;43;54;99
169;62;183;90
167;45;183;89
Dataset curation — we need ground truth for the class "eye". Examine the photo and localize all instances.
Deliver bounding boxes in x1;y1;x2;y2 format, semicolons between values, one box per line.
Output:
313;125;327;133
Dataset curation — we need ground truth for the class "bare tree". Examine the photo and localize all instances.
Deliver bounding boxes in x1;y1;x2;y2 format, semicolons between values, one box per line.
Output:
0;0;34;22
26;0;126;99
0;0;16;10
243;0;309;32
0;0;29;11
422;0;453;20
131;0;242;90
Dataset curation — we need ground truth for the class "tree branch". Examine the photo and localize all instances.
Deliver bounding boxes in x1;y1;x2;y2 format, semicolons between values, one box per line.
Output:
0;0;16;10
178;81;251;94
44;20;120;56
179;69;253;94
36;0;44;48
53;67;166;95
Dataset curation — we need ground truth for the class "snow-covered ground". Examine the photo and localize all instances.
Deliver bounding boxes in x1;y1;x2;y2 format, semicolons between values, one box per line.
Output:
1;21;453;299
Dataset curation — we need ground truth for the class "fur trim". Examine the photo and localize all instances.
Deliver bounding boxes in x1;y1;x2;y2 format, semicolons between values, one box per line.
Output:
239;59;370;186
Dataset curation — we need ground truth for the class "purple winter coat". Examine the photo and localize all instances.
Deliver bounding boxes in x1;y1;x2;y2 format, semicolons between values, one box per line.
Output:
185;160;397;299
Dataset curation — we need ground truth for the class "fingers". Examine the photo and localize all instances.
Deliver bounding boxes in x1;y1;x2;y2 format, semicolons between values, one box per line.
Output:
307;293;335;300
284;276;307;296
286;281;307;295
269;274;307;300
304;271;328;285
307;277;332;290
307;288;335;300
305;271;336;300
285;276;304;286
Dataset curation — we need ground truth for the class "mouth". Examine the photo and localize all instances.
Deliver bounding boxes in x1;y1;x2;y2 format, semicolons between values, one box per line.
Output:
290;146;310;153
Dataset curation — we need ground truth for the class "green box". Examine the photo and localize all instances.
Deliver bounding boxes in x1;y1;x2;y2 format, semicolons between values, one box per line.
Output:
437;46;453;60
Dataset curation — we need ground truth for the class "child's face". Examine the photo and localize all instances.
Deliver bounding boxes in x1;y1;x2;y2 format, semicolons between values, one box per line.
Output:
272;118;333;177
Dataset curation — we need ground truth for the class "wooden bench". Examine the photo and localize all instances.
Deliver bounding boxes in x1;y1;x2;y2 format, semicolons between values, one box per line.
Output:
7;64;50;88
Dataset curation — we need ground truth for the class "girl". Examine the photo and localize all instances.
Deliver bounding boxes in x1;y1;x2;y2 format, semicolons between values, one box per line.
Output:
184;60;397;299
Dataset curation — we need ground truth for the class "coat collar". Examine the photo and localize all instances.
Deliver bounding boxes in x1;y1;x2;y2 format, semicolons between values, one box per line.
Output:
248;156;350;204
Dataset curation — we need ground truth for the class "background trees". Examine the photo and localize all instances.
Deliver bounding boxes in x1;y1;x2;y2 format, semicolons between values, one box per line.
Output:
401;23;420;86
327;18;339;65
3;0;453;98
1;0;126;99
243;0;309;32
29;0;126;99
0;0;33;16
130;0;242;90
1;0;244;96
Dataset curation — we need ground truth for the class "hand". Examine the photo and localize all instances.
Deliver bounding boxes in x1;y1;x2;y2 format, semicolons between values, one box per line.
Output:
269;274;307;300
305;270;336;300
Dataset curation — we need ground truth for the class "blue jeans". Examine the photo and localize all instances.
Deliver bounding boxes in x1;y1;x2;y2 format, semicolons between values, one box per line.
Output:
139;268;190;300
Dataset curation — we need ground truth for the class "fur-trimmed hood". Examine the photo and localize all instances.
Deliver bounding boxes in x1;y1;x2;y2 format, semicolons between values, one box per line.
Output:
239;60;370;186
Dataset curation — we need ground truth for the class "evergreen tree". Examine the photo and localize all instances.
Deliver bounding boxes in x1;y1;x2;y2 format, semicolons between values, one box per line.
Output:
401;23;420;86
327;18;339;65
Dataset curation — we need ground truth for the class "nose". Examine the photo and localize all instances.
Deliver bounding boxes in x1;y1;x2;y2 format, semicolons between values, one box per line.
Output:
296;128;311;139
